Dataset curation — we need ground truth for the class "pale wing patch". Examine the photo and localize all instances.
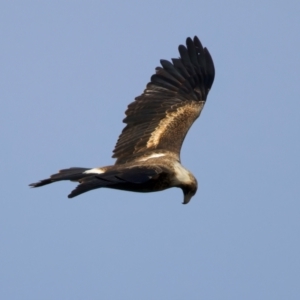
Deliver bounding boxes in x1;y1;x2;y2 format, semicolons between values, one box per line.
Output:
84;168;105;174
146;102;203;148
137;153;166;162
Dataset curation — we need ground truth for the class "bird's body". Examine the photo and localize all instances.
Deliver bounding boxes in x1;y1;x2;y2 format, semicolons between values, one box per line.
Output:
30;36;215;204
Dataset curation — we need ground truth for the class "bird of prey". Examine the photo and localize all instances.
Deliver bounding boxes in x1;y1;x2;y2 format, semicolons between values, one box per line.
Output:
30;36;215;204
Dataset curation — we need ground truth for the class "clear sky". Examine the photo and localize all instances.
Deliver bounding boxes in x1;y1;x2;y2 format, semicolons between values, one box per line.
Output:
1;1;299;299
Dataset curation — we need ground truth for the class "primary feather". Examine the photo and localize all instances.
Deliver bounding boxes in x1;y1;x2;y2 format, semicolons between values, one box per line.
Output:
113;36;214;164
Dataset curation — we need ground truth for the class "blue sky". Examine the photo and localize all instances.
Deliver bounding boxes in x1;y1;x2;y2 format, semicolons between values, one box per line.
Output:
1;1;299;299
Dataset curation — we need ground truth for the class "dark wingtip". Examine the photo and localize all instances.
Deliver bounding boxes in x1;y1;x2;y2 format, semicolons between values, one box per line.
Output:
204;48;215;90
67;184;80;198
193;36;203;50
67;184;87;199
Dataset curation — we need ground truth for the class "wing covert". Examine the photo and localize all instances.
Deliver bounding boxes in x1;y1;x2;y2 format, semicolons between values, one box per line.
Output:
113;36;215;164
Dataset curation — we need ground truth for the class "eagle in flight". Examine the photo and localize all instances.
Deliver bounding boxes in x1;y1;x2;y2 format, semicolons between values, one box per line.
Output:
30;36;215;204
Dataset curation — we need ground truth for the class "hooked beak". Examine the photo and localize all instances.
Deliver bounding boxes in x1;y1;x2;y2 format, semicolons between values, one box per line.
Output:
183;192;194;205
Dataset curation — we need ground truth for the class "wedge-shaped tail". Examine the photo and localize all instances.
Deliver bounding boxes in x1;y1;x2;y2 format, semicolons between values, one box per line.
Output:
30;165;166;199
29;167;90;187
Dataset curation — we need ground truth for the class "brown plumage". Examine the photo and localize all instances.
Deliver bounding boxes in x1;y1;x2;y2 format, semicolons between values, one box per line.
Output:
30;36;215;204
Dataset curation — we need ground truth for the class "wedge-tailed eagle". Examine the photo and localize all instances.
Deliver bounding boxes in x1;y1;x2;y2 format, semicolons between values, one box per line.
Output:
30;36;215;204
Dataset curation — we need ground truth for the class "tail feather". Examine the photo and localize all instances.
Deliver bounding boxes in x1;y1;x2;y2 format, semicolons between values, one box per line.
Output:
29;167;90;187
30;165;161;198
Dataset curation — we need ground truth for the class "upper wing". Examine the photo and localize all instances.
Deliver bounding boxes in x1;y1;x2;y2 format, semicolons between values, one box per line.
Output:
113;36;215;165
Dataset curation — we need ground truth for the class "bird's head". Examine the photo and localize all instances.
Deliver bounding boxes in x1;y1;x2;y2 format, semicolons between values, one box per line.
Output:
181;176;198;205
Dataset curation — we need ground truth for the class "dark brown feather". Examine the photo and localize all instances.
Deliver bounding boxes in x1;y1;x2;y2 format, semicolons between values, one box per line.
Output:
112;36;215;164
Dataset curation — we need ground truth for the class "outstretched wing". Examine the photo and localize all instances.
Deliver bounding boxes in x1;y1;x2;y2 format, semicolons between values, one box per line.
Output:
113;36;215;165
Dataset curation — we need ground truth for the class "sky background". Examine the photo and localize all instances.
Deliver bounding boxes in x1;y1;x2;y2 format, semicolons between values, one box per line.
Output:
1;1;299;299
